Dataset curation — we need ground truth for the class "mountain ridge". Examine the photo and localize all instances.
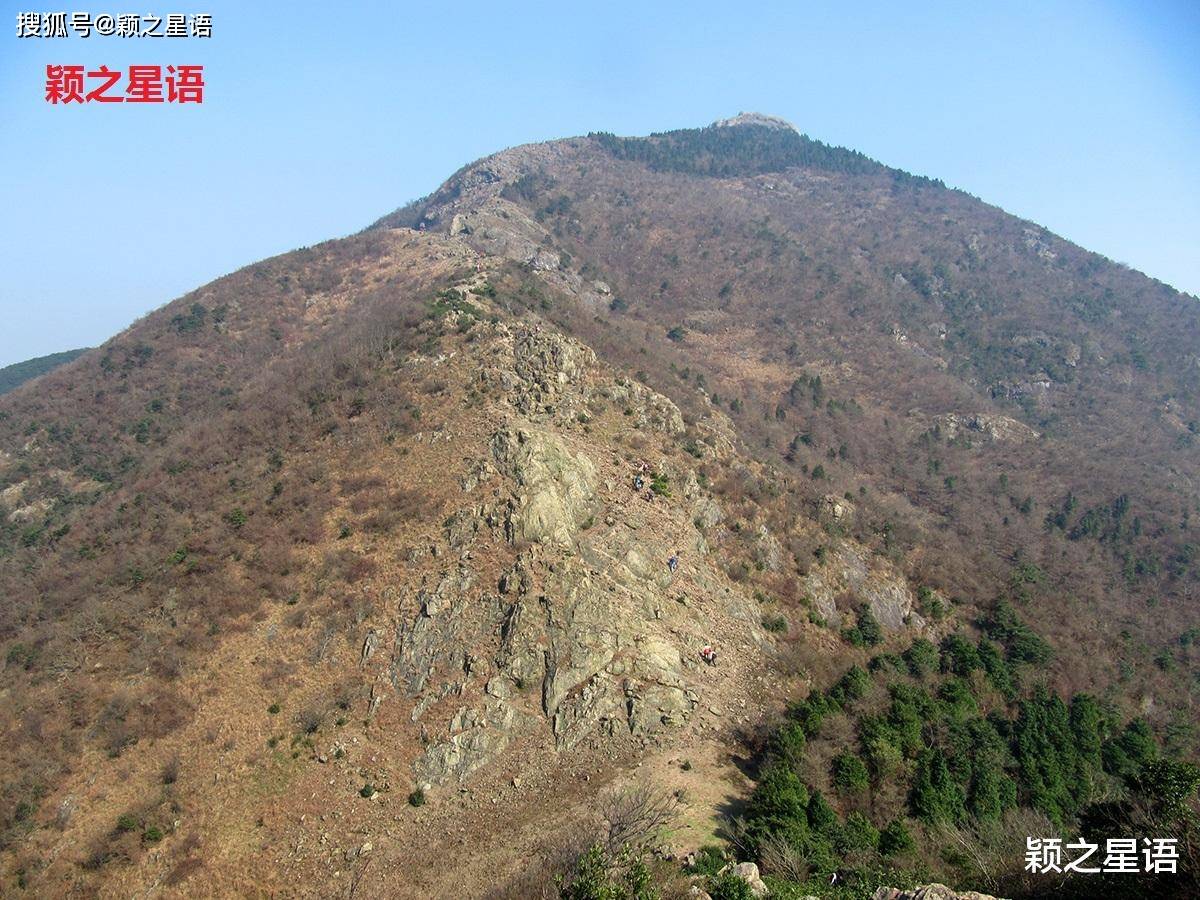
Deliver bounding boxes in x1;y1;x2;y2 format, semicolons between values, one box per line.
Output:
0;348;90;396
1;117;1197;898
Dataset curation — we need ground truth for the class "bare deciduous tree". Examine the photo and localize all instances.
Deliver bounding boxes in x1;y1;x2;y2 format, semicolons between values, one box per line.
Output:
599;782;678;855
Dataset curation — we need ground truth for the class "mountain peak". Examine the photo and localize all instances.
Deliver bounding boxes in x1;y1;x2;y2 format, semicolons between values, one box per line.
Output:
712;111;797;132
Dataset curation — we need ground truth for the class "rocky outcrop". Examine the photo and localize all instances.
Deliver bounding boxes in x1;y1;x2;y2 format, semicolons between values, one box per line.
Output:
331;287;775;794
821;494;855;520
475;323;598;423
1021;225;1057;261
802;543;917;631
413;698;518;783
608;378;686;435
490;427;597;546
754;524;784;572
714;111;797;132
934;413;1039;444
717;861;769;897
390;567;479;695
506;552;697;749
990;377;1053;404
509;326;595;415
872;885;1001;900
384;519;726;783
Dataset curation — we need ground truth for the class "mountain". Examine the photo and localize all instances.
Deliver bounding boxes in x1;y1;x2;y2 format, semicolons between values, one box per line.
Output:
1;116;1197;898
0;349;89;396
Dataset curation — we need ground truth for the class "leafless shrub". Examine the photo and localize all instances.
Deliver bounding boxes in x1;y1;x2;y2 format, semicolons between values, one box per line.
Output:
340;474;387;496
258;657;296;689
361;507;403;533
349;489;387;515
344;556;377;584
720;814;755;862
600;782;678;854
150;647;184;681
311;623;337;663
331;679;360;712
322;549;378;585
759;830;809;881
164;855;204;887
296;703;325;735
483;783;678;899
94;691;136;758
165;832;204;886
935;807;1059;897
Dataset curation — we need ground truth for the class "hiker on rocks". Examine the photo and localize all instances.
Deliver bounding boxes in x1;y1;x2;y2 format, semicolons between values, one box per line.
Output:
668;552;680;574
634;474;644;491
643;489;654;503
699;644;717;666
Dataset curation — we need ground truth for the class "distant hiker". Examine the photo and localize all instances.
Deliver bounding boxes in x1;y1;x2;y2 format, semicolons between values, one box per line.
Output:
699;645;717;666
668;553;679;573
643;489;654;503
634;475;644;491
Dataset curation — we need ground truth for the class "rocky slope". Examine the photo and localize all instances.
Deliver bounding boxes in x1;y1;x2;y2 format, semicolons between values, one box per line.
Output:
1;115;1196;897
379;114;1200;713
0;228;930;896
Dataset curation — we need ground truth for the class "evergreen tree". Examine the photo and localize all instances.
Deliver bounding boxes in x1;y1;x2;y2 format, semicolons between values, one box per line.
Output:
879;819;915;857
903;638;940;678
910;748;967;824
832;752;870;794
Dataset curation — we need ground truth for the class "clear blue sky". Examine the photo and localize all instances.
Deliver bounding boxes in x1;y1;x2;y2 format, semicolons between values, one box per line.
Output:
1;1;1197;367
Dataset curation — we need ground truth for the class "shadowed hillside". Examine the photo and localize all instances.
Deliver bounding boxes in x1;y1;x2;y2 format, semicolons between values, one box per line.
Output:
0;349;89;396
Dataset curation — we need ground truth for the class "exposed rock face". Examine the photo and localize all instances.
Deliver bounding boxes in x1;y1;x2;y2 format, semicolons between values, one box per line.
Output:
608;378;685;435
713;111;797;132
389;497;755;781
821;494;855;520
491;427;597;546
390;567;479;696
1022;225;1058;260
754;524;784;572
990;377;1053;404
477;323;599;423
935;412;1039;444
872;885;1001;900
538;555;694;746
347;307;766;787
413;701;517;783
802;543;917;631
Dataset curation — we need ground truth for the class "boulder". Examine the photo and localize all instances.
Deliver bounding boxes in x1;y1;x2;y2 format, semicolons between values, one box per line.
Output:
723;861;768;897
872;885;1000;900
822;494;855;520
